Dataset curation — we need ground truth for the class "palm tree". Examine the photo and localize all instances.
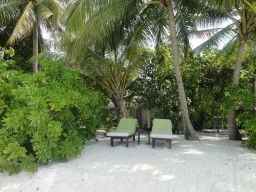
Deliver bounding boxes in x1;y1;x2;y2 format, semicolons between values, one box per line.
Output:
193;0;256;139
62;0;200;140
0;0;61;72
161;0;199;140
81;48;141;122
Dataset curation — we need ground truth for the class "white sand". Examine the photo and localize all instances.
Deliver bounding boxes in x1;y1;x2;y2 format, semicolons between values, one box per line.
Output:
1;132;256;192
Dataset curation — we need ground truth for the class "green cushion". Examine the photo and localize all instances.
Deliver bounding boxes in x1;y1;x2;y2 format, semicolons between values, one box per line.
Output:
152;119;172;135
115;118;138;134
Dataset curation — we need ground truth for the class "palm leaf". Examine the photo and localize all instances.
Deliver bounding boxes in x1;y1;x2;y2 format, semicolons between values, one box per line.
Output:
64;0;139;61
62;0;88;31
193;23;237;53
142;4;168;48
244;0;256;14
175;1;196;57
190;28;220;40
0;1;20;26
214;37;239;62
6;1;35;45
35;3;53;21
200;0;243;8
43;0;62;23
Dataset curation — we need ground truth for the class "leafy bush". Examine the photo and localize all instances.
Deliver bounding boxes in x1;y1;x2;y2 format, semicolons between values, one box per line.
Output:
128;46;233;131
224;84;256;149
0;59;109;174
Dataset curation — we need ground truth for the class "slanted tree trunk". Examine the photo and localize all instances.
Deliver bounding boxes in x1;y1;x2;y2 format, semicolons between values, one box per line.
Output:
33;23;39;72
227;39;246;140
164;0;199;140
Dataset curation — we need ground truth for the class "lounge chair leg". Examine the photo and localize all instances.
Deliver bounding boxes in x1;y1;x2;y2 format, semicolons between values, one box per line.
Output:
138;131;140;144
133;135;135;141
169;140;171;149
121;138;123;141
126;138;129;147
111;137;114;147
152;139;155;148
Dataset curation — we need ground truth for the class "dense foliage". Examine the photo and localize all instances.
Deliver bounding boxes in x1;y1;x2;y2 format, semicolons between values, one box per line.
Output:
0;0;255;162
224;42;256;148
225;85;256;148
128;44;255;144
0;59;109;174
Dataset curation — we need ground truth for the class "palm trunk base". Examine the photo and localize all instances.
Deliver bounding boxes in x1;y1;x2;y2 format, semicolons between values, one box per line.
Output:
227;108;241;140
184;129;190;140
183;118;200;141
184;128;199;140
116;107;125;123
227;129;241;140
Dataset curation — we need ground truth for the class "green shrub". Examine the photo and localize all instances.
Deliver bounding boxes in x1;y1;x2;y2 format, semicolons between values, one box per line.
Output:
0;59;109;174
224;84;256;149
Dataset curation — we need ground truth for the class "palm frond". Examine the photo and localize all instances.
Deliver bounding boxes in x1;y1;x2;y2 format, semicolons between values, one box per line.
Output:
244;0;256;14
146;4;168;48
190;28;221;40
193;23;237;53
0;1;20;26
64;0;139;61
39;0;62;31
6;1;35;45
175;2;197;57
62;0;88;31
213;37;239;62
29;51;66;63
35;3;53;21
122;3;167;50
202;0;244;8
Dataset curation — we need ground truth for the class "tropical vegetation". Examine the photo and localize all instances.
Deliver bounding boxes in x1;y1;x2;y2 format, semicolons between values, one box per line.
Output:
0;57;108;174
0;0;255;174
0;0;61;72
194;0;256;140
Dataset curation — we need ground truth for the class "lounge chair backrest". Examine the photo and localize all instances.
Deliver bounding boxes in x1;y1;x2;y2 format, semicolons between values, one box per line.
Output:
116;118;138;132
152;119;172;134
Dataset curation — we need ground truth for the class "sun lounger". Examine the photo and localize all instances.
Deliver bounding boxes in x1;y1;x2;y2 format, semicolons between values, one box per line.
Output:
150;119;173;149
107;118;138;147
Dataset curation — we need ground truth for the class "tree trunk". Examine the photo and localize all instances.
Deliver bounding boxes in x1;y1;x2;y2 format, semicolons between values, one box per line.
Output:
255;77;256;114
165;0;199;140
33;23;39;72
114;97;125;123
113;61;126;123
227;40;246;140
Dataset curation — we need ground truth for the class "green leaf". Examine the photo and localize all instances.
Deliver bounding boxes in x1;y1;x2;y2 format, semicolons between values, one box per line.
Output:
47;121;63;138
3;142;27;162
4;47;15;57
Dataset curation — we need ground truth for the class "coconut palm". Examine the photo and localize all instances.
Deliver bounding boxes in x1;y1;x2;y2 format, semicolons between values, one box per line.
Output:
0;0;61;72
62;0;200;140
193;0;256;139
160;0;199;140
82;47;141;122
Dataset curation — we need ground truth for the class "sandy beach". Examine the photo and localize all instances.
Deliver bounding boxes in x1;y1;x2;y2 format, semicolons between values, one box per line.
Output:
0;132;256;192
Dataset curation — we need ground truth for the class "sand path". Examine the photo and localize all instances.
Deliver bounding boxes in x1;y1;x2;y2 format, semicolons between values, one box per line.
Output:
1;132;256;192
